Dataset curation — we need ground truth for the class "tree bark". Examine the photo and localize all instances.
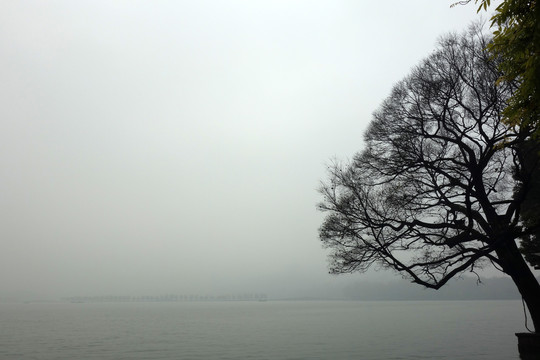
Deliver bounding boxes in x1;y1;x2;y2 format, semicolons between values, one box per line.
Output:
496;238;540;332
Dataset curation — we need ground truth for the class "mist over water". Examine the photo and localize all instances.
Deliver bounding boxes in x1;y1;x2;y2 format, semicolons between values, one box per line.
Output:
1;1;529;359
0;0;506;303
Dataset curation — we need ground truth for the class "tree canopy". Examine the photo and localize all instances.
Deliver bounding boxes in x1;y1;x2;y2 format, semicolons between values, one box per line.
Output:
515;138;540;268
454;0;540;133
318;26;540;330
456;0;540;270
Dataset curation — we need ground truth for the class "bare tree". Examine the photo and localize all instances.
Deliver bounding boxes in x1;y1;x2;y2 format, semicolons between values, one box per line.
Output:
318;26;540;331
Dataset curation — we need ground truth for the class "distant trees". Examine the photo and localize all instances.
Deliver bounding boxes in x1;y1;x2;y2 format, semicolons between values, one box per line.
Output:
318;27;540;330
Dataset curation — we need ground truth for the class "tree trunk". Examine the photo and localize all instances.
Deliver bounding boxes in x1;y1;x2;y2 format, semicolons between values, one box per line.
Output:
495;238;540;332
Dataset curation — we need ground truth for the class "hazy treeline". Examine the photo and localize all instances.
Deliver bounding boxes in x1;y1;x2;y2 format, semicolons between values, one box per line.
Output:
63;293;268;303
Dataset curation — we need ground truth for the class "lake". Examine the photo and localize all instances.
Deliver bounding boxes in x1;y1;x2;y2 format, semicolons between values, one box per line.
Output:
0;300;526;359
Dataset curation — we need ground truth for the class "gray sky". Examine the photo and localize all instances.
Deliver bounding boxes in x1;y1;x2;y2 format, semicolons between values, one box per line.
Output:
1;1;493;300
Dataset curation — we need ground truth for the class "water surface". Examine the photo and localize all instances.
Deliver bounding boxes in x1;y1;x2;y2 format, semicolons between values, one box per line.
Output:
0;300;525;359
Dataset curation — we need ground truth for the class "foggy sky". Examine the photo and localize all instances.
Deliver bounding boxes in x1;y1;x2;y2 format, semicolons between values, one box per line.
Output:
1;1;497;300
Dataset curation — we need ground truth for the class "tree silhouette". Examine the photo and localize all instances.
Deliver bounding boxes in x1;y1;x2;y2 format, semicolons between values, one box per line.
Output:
319;26;540;330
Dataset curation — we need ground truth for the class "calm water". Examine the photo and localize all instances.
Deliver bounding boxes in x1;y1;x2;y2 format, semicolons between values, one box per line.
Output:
0;300;526;359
